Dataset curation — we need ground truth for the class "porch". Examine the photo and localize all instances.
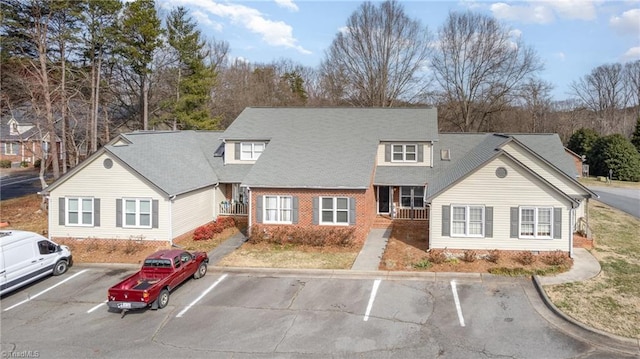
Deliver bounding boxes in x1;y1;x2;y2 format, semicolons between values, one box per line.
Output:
219;201;248;216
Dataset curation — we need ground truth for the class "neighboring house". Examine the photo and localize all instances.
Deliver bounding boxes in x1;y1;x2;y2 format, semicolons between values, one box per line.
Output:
564;147;587;178
0;115;44;166
42;108;595;256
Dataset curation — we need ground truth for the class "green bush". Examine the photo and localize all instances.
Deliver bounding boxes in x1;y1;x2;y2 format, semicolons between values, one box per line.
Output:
588;134;640;182
631;118;640;153
20;161;29;167
249;224;355;247
567;127;599;157
34;159;41;168
0;160;11;168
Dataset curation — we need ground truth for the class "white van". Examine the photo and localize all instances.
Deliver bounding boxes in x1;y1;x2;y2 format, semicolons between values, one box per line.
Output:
0;230;73;296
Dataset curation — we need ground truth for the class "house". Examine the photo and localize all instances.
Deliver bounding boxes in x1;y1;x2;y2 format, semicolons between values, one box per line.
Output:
1;113;45;166
42;108;595;256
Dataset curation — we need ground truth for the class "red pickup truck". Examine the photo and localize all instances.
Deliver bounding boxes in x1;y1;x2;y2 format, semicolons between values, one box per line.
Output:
107;249;208;313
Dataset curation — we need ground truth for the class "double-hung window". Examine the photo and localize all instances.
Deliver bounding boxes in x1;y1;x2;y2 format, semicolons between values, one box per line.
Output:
520;207;552;239
240;142;265;160
4;143;18;155
123;198;152;228
451;205;484;237
392;144;417;162
66;197;94;226
400;186;424;208
320;197;349;225
264;195;292;223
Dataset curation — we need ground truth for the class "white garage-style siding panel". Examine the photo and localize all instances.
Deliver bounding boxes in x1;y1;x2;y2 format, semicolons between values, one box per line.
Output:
171;187;216;238
431;155;572;252
49;153;170;241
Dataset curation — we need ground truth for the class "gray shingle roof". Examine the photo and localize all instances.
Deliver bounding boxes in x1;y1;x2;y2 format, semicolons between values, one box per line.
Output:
107;131;223;196
426;133;585;200
222;107;438;188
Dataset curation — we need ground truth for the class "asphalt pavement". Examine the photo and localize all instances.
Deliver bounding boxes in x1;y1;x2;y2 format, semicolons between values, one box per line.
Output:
589;185;640;218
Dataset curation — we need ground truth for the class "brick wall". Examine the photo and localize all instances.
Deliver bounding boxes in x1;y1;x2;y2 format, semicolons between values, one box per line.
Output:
251;187;375;244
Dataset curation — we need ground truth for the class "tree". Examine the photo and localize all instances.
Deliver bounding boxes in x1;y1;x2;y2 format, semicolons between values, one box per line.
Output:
320;0;432;107
164;6;217;130
431;11;542;132
567;127;599;157
631;118;640;153
517;78;553;132
570;63;629;134
588;134;640;182
118;0;162;130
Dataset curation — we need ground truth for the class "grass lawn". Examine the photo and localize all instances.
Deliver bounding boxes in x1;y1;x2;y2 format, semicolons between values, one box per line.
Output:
544;200;640;339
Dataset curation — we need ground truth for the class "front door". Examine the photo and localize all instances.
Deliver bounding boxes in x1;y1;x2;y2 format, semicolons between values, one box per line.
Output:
377;186;390;214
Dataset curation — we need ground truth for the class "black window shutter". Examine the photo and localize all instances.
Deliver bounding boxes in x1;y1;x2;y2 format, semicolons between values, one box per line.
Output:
94;198;100;227
385;144;391;162
553;208;562;239
349;197;356;225
485;207;493;238
418;144;424;162
116;199;122;227
59;198;65;225
292;196;298;224
256;196;263;223
441;205;450;236
152;200;159;228
235;143;240;160
510;207;519;238
312;197;319;225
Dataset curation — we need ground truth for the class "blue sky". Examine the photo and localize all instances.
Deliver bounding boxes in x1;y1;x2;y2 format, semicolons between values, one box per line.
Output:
158;0;640;101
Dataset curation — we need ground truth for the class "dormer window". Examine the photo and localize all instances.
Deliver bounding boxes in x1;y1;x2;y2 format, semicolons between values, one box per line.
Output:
240;142;265;160
392;144;417;162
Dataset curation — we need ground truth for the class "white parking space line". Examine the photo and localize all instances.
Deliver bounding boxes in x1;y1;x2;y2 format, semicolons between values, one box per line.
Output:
450;280;466;327
3;269;89;312
87;300;107;314
363;279;381;322
176;273;228;318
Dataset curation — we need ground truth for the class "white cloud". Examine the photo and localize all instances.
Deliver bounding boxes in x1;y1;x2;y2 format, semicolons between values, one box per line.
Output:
555;52;566;61
167;0;311;54
274;0;298;12
490;1;599;24
610;9;640;36
621;46;640;61
191;10;223;31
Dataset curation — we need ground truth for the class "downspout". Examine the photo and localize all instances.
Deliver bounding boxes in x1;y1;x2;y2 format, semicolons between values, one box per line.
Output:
213;183;219;220
426;203;432;249
429;141;434;167
569;206;575;258
247;186;252;237
169;195;176;246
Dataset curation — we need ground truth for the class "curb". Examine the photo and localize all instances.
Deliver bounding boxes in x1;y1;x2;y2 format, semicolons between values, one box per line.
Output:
532;275;640;355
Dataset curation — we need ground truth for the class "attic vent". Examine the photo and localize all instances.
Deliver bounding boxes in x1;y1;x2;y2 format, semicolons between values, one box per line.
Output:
496;167;508;178
103;158;113;169
440;149;451;161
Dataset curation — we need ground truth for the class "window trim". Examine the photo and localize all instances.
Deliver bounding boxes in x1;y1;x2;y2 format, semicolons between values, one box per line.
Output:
122;198;153;229
66;197;94;227
450;205;485;238
263;195;293;224
319;196;350;226
240;142;265;161
4;142;18;155
391;144;418;163
399;186;425;208
519;206;553;239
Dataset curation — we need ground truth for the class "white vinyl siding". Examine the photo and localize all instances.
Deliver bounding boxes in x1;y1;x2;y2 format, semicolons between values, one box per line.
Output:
48;153;169;241
172;187;216;239
430;155;571;252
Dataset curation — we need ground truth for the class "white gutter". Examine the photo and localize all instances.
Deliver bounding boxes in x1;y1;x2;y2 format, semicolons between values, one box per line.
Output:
569;207;575;258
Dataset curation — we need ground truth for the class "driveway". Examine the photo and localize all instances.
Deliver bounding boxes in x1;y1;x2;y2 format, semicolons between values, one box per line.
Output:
589;186;640;218
0;168;44;201
1;266;636;358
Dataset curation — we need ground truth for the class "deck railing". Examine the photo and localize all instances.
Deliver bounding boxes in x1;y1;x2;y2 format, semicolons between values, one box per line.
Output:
219;202;248;216
395;207;428;220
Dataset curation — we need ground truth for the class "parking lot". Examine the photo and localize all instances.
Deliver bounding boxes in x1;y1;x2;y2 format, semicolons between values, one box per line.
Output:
0;266;634;358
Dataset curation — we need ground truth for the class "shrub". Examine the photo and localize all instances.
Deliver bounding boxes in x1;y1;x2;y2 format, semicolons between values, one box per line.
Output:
514;251;536;265
461;250;477;263
0;160;11;168
413;259;432;269
20;161;29;167
34;159;41;168
193;218;236;241
486;249;501;263
567;127;598;157
541;251;571;266
427;249;446;264
588;133;640;182
248;224;354;247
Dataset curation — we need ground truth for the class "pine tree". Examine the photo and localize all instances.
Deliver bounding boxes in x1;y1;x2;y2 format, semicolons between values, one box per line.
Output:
631;118;640;153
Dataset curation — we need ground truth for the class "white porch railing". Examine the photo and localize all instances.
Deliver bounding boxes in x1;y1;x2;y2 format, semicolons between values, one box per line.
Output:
395;207;428;220
219;202;248;216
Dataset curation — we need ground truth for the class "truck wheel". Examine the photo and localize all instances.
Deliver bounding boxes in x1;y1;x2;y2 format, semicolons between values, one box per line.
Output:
194;262;207;279
52;260;68;276
157;289;170;309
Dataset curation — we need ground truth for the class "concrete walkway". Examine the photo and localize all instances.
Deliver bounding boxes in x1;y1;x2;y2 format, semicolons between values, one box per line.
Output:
537;247;602;285
207;232;247;265
350;228;392;271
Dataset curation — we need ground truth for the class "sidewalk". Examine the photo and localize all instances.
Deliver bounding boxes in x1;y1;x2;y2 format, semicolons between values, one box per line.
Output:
537;247;602;285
